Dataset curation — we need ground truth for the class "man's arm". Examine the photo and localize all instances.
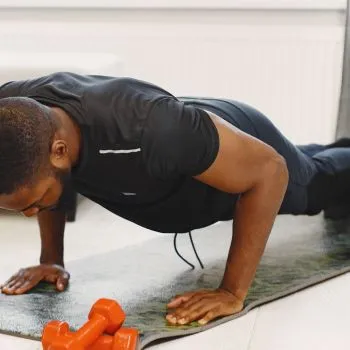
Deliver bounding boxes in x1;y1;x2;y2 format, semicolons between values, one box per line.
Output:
39;210;66;266
1;210;69;295
167;111;288;324
199;113;288;301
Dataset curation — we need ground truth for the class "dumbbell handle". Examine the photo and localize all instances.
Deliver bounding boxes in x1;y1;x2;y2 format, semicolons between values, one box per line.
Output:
73;313;109;347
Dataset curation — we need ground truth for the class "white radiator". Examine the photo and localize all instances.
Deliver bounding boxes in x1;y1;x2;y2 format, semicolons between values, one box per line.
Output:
200;37;345;145
0;52;121;85
144;25;345;145
0;9;344;144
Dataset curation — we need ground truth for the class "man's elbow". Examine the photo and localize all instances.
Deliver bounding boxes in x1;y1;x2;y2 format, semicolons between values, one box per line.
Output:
266;154;289;189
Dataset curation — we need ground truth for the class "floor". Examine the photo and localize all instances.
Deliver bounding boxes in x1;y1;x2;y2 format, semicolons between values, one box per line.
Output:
0;197;349;350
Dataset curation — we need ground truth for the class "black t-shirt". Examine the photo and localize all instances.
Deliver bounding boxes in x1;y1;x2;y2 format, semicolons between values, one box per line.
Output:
0;72;237;232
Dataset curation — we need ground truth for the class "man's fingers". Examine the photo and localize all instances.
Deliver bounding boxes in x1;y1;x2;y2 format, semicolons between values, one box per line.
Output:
167;296;190;308
167;298;221;325
179;304;219;325
11;279;27;291
167;295;208;321
168;306;223;326
1;278;18;289
13;272;44;295
2;277;22;291
1;288;14;295
2;278;26;294
2;273;41;295
1;268;28;290
166;303;208;325
166;289;245;326
56;273;70;291
13;281;37;295
177;294;208;311
197;299;242;325
198;309;222;325
1;266;71;296
1;274;20;288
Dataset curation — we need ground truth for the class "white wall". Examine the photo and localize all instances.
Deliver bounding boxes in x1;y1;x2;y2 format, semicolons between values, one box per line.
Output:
0;0;346;10
0;7;346;144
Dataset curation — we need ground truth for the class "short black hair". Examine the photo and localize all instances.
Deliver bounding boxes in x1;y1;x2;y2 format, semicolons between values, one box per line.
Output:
0;97;56;194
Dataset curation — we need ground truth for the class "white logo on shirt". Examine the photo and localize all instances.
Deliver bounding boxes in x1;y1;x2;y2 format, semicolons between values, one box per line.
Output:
99;148;141;154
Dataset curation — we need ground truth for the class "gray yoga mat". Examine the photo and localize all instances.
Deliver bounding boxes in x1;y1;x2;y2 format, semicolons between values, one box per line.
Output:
1;214;350;349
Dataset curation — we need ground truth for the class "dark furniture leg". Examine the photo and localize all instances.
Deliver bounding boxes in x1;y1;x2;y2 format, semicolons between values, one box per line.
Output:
66;189;78;222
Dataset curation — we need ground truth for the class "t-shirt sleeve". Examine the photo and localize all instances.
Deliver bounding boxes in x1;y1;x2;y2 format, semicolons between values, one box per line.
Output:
141;97;220;179
0;81;25;98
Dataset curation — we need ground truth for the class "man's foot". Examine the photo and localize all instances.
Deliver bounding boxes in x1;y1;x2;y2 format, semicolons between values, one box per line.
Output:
327;137;350;149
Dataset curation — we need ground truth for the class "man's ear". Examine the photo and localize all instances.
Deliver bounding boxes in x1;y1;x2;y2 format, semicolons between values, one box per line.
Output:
50;140;70;170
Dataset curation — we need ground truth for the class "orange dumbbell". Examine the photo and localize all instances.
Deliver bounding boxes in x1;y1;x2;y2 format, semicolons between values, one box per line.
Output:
42;298;138;350
90;329;139;350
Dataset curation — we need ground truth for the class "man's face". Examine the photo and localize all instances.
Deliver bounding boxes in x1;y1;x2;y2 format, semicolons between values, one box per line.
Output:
0;169;70;217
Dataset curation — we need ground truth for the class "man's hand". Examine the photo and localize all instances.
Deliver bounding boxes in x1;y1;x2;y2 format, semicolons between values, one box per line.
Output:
1;264;70;295
166;288;244;326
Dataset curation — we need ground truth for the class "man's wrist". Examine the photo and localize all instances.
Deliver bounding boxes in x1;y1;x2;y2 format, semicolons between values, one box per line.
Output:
40;255;64;267
219;281;248;302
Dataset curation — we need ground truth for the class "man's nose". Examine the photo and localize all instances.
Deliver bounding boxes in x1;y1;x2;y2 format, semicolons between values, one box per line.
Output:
21;207;39;217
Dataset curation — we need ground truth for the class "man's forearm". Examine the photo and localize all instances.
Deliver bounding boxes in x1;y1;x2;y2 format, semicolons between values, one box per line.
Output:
38;210;66;266
220;158;288;300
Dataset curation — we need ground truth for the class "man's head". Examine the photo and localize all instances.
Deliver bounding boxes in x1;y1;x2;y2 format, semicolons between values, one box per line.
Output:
0;97;73;216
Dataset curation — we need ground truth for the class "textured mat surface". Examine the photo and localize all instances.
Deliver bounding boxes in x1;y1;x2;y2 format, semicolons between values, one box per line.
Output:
1;215;350;349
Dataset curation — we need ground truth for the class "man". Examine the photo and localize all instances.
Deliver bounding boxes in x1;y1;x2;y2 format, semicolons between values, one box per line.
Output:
0;72;349;327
